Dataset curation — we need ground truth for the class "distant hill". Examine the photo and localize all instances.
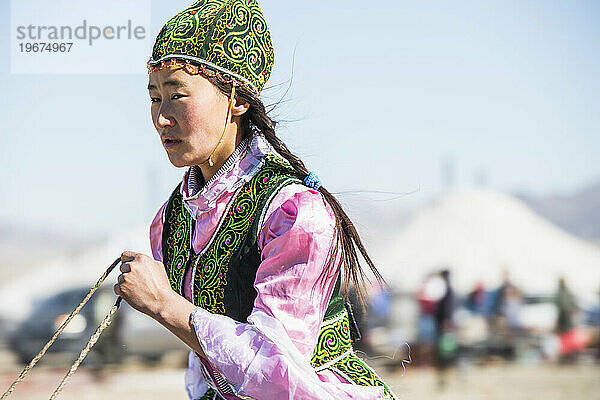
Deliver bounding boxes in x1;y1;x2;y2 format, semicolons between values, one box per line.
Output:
516;181;600;241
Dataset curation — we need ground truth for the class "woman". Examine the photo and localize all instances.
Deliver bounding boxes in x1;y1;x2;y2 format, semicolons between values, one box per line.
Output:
114;1;397;399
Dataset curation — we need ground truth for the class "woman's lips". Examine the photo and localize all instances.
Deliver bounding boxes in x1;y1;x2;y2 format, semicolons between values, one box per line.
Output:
163;138;182;149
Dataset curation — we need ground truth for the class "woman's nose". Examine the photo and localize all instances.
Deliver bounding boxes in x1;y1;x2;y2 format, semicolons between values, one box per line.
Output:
156;110;174;128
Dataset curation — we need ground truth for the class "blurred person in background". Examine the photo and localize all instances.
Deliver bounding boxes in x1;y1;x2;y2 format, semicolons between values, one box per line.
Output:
112;1;398;399
434;269;456;389
463;282;490;361
554;277;583;363
491;270;518;318
416;272;445;366
466;282;488;317
555;277;577;335
489;270;522;360
597;285;600;363
503;284;523;332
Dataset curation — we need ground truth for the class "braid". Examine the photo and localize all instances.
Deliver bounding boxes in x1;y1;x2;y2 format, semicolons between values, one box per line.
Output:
209;77;385;305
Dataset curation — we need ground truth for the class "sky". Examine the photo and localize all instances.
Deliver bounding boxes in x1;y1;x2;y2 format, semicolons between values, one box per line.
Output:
1;0;599;239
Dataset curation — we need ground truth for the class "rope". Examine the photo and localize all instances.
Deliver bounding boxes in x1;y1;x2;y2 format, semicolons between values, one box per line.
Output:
49;297;123;400
1;257;122;400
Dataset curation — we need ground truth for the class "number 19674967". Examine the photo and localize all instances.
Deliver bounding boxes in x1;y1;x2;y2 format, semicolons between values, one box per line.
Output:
19;42;73;52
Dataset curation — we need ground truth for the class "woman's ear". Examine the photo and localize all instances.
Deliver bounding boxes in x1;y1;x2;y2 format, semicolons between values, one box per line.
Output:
231;99;250;117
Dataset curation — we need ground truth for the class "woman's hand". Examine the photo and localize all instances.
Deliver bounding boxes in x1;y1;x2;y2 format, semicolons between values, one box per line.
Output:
114;251;204;357
114;251;175;319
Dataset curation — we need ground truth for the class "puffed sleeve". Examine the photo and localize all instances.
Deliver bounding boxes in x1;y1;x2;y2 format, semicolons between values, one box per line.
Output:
189;184;385;399
149;201;167;262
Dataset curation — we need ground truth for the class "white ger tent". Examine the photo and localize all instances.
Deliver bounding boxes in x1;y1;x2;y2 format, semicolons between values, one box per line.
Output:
373;188;600;301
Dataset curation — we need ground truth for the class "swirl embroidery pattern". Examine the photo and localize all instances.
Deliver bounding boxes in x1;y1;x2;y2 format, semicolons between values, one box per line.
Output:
162;157;398;398
151;0;274;93
152;0;223;60
332;354;396;398
162;183;191;294
191;156;297;313
311;311;353;369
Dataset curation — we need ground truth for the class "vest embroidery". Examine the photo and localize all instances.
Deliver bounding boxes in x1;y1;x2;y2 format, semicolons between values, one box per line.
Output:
162;155;299;312
163;184;192;294
311;311;353;370
190;157;298;313
162;154;397;399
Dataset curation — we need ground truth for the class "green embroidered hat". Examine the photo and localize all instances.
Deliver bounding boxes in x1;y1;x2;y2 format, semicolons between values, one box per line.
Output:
148;0;274;94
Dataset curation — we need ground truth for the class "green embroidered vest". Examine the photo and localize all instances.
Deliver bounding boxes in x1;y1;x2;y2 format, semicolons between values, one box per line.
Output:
162;155;395;399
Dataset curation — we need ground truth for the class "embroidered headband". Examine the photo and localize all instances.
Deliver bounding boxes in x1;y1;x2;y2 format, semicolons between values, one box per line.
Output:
147;0;275;94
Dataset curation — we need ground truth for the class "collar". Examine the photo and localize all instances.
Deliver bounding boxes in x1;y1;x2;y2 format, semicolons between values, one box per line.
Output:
185;136;250;198
180;134;274;218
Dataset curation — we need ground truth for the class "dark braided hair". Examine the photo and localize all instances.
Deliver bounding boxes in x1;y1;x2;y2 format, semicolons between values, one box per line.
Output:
209;76;385;305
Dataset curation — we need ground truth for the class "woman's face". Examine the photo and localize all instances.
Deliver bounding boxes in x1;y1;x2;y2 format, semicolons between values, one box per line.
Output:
147;68;233;168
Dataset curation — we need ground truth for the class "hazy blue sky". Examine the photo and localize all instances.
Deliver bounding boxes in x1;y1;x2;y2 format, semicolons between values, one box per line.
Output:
1;0;599;239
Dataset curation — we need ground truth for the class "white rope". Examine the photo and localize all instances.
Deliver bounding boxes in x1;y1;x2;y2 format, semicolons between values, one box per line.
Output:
1;257;122;400
49;298;122;399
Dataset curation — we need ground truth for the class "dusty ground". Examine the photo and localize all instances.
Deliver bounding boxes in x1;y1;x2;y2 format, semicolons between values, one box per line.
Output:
1;348;599;400
385;363;600;400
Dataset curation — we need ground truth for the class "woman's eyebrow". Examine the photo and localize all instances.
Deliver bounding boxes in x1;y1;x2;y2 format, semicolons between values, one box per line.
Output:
147;80;187;90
